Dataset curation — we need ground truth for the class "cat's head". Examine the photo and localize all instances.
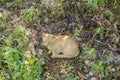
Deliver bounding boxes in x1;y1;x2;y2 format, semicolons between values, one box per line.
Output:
41;33;55;46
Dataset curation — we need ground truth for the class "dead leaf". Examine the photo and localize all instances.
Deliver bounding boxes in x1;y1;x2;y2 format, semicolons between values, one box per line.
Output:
78;71;85;79
116;70;120;77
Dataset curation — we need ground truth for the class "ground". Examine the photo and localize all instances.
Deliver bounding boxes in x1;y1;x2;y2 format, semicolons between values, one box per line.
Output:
0;0;120;80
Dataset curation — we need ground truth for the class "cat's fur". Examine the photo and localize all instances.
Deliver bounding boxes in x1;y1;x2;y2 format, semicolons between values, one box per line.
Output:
41;33;79;58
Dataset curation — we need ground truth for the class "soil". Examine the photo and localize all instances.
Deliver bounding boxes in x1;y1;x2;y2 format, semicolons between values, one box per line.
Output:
0;0;120;80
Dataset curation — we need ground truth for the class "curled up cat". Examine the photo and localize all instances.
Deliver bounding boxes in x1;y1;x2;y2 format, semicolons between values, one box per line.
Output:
41;33;79;58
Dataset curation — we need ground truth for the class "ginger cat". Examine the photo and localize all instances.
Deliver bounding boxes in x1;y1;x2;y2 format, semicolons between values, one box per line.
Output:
41;33;79;58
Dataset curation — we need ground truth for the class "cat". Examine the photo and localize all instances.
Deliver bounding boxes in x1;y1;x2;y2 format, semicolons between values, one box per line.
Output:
41;33;79;58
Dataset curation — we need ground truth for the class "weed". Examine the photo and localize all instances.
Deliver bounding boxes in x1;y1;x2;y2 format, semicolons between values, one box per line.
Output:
86;0;108;11
87;0;98;11
104;0;108;5
1;46;43;79
78;45;97;61
21;6;40;23
0;0;7;4
0;0;22;8
66;75;79;80
91;58;113;75
91;59;105;74
73;27;83;40
86;45;97;57
13;26;26;38
87;47;96;55
95;26;105;39
86;47;97;59
102;10;111;18
79;1;86;7
0;25;43;79
67;66;74;72
8;0;22;8
0;71;4;80
0;12;8;30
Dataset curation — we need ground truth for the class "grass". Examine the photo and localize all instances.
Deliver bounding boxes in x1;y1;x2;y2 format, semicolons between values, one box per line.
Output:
21;6;40;23
0;0;22;8
0;23;43;79
73;27;83;40
0;39;43;79
0;0;119;79
95;26;106;39
86;0;108;11
0;12;8;30
91;59;113;76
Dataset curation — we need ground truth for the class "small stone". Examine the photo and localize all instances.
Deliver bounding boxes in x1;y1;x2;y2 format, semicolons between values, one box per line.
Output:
38;49;43;53
85;74;89;78
84;60;90;66
40;60;46;65
60;69;67;74
89;71;94;76
111;68;116;72
45;17;49;23
90;77;97;80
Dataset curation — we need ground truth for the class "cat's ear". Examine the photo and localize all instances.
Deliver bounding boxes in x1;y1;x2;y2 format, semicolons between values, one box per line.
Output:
41;33;46;37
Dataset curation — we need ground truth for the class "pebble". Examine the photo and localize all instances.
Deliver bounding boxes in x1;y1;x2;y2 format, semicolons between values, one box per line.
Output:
84;60;90;66
90;77;97;80
89;71;94;76
111;68;116;72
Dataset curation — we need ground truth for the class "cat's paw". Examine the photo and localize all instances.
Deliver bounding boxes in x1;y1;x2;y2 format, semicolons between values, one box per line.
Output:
51;55;55;58
51;54;57;58
48;50;52;54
